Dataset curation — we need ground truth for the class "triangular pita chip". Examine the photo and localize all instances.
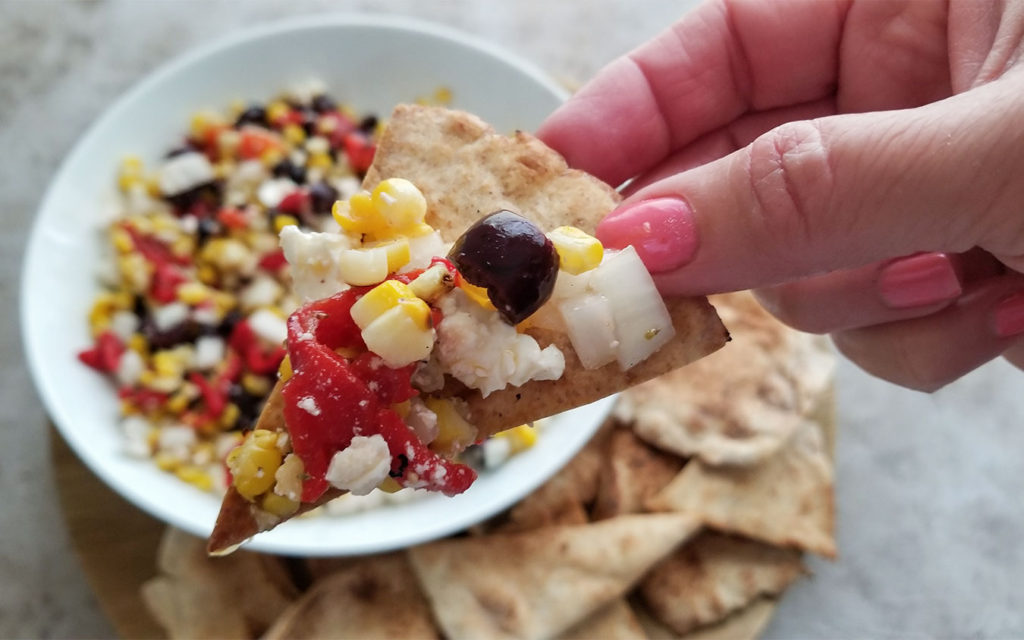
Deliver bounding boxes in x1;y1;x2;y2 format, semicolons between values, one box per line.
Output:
408;513;700;640
592;425;684;520
209;105;727;553
616;291;834;467
263;553;440;640
633;597;778;640
646;420;836;558
638;532;803;634
142;527;297;638
559;598;646;640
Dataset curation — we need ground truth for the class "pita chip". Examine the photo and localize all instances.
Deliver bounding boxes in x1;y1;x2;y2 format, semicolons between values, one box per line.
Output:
263;554;440;640
408;513;700;640
592;426;684;520
646;420;836;558
142;528;297;638
680;599;778;640
559;598;647;640
616;291;834;467
638;532;803;635
209;105;727;554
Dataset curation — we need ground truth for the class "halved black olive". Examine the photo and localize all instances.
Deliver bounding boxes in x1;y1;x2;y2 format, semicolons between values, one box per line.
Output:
447;210;559;325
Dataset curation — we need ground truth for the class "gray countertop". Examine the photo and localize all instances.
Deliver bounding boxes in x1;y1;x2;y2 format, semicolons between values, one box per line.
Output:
2;1;1022;638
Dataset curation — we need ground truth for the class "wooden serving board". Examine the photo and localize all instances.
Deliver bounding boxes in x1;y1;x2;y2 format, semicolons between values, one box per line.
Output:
51;427;167;639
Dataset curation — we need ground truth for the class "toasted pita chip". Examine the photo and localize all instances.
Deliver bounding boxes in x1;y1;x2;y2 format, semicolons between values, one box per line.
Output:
264;554;440;640
408;513;700;640
142;528;297;638
646;420;836;558
495;419;612;533
559;598;646;640
209;105;727;554
592;426;684;520
616;291;834;467
638;532;803;634
633;597;778;640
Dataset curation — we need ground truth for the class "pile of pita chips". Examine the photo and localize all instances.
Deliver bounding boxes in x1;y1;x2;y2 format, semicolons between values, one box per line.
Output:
141;528;297;639
208;104;728;554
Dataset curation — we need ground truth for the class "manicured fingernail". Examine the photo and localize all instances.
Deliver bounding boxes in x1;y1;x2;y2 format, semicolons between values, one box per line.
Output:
993;292;1024;338
596;197;698;273
877;253;962;309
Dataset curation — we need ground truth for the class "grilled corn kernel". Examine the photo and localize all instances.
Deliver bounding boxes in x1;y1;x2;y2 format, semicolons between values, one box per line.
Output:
273;214;299;234
547;226;603;275
152;350;186;378
177;281;211;306
371;178;427;234
425;398;478;456
307;151;332;170
154;452;181;472
337;246;390;286
261;492;299;517
278;354;293;382
459;281;495;310
266;100;290;125
110;227;134;253
219;402;241;430
189;110;223;140
409;264;454;303
175;465;213;491
261;147;285;168
282;123;306;146
365;238;411;273
361;305;435;368
227;429;283;500
350;280;417;329
128;334;149;356
378;477;403;493
165;392;191;415
241;372;272;396
495;424;537;452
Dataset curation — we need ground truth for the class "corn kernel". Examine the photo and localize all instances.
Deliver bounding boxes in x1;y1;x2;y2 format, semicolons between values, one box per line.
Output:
425;398;478;456
371;178;427;234
459;281;495;310
391;400;411;418
197;264;219;286
378;477;403;493
282;123;306;146
189;109;223;140
154;452;181;472
241;372;272;396
165;392;191;415
266;100;290;125
152;350;185;378
175;465;213;491
307;152;332;170
350;280;416;329
495;424;537;452
110;227;134;253
547;226;604;275
273;214;299;234
409;264;454;303
361;304;434;368
227;429;283;500
366;238;411;273
278;355;293;382
337;246;390;286
262;492;299;517
128;334;149;356
261;147;285;168
177;281;211;306
219;402;241;430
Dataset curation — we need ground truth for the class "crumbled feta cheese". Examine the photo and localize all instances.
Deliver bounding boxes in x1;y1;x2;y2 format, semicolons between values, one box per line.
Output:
115;349;145;386
279;225;354;301
325;435;392;496
193;336;226;371
158;152;215;196
151;302;190;332
120;416;152;458
332;175;362;201
483;437;512;468
248;309;287;345
157;424;197;460
436;289;565;397
297;396;321;416
239;274;283;310
274;453;305;502
109;310;140;342
257;178;299;209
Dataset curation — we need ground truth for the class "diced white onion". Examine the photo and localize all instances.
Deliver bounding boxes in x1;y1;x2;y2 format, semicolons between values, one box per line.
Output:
558;293;619;369
589;246;675;370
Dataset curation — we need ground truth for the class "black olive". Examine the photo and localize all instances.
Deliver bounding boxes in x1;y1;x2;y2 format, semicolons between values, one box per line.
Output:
358;115;378;134
308;181;338;215
311;94;337;113
235;105;267;128
143;318;202;350
272;158;307;184
447;210;559;325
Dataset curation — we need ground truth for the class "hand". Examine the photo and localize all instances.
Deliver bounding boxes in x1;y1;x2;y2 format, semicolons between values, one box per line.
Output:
538;0;1024;391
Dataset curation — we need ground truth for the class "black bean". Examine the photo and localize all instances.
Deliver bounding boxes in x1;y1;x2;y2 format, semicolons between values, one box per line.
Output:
311;94;337;113
234;105;267;128
272;158;307;185
358;115;378;134
308;181;338;215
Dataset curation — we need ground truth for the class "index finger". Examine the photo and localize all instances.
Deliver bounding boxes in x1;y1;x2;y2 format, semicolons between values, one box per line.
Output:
537;0;848;186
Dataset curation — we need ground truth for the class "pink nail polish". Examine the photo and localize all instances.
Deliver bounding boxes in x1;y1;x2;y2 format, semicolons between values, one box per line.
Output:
596;198;698;273
877;253;962;309
993;293;1024;338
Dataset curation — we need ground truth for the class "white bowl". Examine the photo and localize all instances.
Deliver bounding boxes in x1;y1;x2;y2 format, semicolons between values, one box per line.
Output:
21;15;614;556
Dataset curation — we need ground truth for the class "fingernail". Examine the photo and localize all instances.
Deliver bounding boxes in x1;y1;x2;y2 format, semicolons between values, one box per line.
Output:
596;197;698;273
993;292;1024;338
877;253;962;309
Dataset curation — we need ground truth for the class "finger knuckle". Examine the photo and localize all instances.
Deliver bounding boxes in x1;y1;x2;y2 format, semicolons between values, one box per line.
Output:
832;330;950;393
747;121;836;250
754;287;831;334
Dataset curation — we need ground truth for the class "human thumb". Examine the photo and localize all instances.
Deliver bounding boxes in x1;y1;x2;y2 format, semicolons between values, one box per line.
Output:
596;78;1024;296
